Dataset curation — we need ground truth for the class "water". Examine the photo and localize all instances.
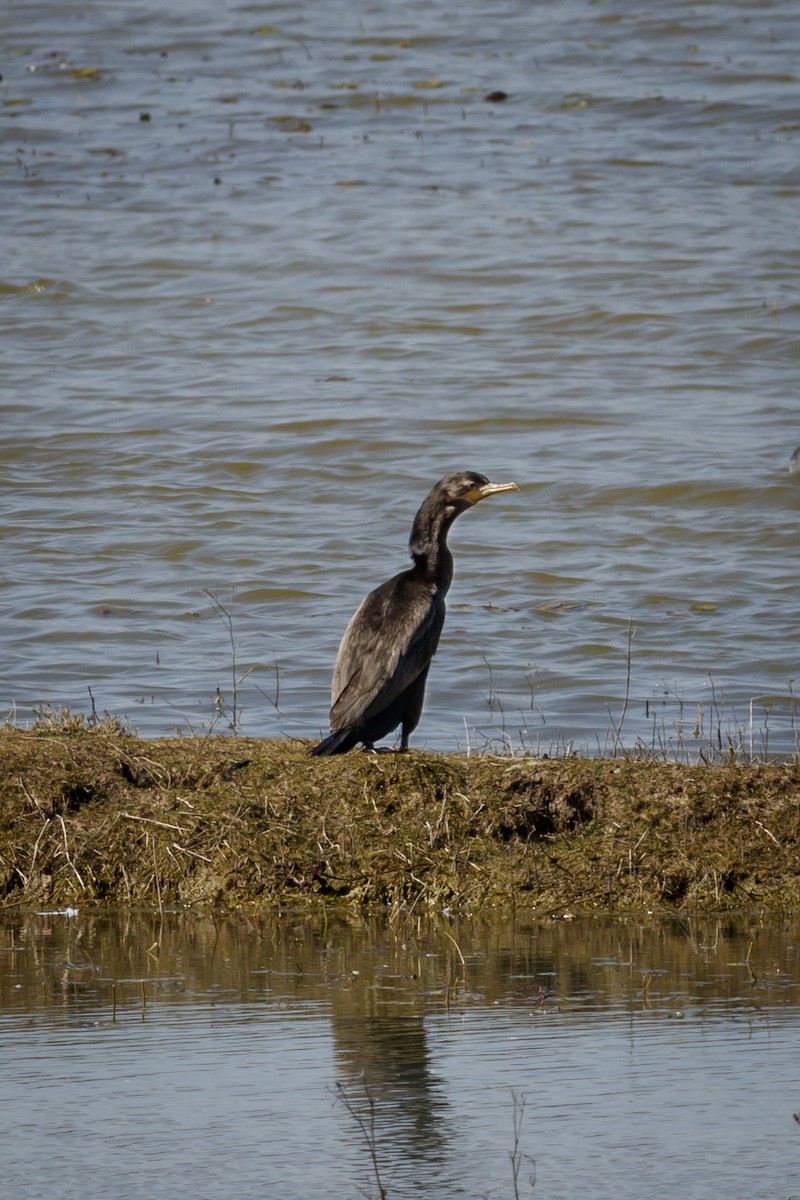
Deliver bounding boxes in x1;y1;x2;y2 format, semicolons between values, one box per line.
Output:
2;0;800;755
1;908;799;1199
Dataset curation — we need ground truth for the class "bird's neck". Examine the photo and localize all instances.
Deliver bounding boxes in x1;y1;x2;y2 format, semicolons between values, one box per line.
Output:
409;508;455;591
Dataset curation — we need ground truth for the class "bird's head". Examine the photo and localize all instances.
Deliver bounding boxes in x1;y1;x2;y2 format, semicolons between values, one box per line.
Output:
432;471;520;517
409;471;519;575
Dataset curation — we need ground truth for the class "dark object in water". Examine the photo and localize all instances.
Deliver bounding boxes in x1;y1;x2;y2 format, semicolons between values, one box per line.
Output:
789;447;800;475
310;472;519;756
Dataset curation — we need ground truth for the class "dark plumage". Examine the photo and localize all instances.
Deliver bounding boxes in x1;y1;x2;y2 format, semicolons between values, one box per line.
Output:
310;472;519;756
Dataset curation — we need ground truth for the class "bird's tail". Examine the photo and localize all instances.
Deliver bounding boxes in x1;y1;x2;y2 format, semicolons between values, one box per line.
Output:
309;728;359;756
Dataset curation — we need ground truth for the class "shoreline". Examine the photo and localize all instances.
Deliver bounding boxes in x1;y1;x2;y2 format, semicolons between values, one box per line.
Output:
1;728;799;913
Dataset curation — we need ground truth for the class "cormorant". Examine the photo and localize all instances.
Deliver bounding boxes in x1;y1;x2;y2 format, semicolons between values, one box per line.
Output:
310;471;519;756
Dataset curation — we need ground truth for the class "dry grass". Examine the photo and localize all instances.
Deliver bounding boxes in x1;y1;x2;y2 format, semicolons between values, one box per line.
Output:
1;726;799;912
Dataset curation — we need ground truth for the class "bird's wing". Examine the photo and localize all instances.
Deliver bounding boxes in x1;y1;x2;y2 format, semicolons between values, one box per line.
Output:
330;572;444;732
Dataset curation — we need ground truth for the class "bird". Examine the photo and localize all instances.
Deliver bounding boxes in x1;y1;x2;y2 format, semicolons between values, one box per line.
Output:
310;471;519;756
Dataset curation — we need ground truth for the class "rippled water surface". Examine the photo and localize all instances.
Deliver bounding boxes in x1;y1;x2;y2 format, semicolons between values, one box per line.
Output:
1;909;799;1199
2;0;800;753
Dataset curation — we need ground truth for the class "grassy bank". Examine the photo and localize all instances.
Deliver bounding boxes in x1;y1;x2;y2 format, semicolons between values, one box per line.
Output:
1;724;799;912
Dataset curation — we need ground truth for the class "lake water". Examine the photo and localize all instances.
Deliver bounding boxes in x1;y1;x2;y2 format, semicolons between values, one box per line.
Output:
2;0;800;756
1;908;799;1199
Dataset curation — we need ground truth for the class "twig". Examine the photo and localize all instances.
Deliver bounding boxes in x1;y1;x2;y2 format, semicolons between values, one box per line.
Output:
707;672;722;754
18;776;46;814
441;926;466;967
481;653;501;715
56;813;85;890
754;820;781;848
610;616;635;756
122;812;187;834
172;842;213;863
26;816;51;886
509;1091;536;1200
152;837;163;918
789;678;798;755
255;654;282;712
205;586;246;733
335;1079;388;1200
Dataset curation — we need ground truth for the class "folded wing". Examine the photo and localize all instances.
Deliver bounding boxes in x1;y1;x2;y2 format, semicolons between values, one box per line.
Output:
330;571;445;732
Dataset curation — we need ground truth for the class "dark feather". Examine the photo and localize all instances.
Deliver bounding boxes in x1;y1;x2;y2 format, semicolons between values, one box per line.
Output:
330;571;443;731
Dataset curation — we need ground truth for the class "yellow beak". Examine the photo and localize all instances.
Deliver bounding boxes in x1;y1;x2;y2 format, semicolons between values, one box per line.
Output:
466;480;519;504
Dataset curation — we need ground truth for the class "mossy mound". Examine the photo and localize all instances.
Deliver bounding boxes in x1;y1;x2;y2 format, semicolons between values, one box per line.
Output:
1;727;799;912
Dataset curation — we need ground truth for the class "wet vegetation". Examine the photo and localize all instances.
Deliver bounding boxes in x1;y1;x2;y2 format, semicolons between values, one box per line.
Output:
1;718;799;913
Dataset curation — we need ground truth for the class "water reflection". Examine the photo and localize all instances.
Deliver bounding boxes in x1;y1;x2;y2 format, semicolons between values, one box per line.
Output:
1;908;799;1198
